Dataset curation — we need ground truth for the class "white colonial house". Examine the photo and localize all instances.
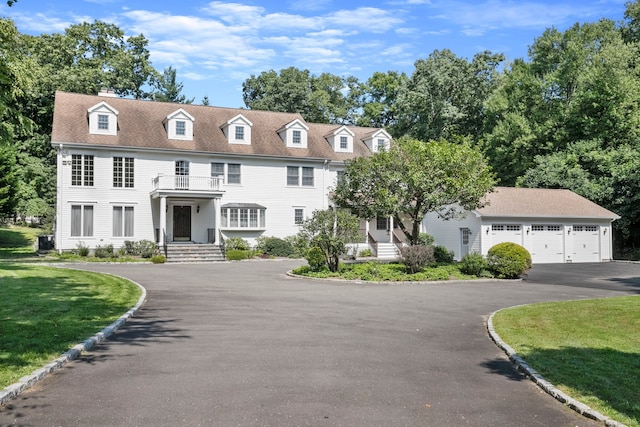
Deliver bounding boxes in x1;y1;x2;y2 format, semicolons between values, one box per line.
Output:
423;187;619;264
51;90;393;259
52;91;619;263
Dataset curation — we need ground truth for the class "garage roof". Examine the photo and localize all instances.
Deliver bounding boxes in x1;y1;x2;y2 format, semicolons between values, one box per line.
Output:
475;187;620;220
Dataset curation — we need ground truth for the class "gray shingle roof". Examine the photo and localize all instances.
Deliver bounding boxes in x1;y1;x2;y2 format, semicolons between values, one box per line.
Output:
476;187;619;219
51;91;379;161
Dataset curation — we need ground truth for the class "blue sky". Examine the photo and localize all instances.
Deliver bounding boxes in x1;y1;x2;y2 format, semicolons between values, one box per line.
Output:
1;0;629;107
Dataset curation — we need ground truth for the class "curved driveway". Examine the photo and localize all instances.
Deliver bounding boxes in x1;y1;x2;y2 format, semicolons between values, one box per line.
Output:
1;261;638;426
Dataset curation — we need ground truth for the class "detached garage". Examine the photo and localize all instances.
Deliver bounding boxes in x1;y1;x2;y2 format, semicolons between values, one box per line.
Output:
423;187;620;264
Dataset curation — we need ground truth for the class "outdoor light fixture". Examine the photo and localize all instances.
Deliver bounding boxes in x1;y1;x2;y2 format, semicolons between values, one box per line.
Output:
567;228;572;235
486;228;490;235
197;205;200;213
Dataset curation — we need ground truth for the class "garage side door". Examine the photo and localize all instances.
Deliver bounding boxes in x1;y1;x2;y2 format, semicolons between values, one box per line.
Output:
530;225;564;264
491;224;522;246
572;225;600;262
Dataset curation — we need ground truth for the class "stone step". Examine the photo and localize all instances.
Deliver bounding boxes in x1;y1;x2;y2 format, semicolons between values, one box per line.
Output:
163;244;225;262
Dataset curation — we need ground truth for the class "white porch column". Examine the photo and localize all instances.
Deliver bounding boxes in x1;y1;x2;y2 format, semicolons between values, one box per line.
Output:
214;197;221;244
388;216;394;242
365;220;370;243
159;196;167;246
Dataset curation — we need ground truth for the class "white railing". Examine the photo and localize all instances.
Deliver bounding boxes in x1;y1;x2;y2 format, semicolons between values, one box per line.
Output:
152;174;223;192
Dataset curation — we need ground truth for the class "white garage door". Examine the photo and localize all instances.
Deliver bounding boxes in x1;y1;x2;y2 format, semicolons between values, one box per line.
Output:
529;225;565;263
572;225;600;262
491;224;523;246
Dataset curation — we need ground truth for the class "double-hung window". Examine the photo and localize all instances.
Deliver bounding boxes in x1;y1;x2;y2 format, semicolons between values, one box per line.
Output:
71;205;94;237
97;114;109;130
227;163;241;184
287;166;314;187
292;130;301;144
175;120;186;136
72;155;94;186
340;136;348;150
221;206;265;229
113;206;134;237
287;166;299;186
113;157;134;188
294;208;304;225
235;126;244;140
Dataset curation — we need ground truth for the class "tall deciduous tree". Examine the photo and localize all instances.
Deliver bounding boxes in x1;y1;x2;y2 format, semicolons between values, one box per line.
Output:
242;67;359;124
333;137;495;245
393;50;504;140
356;71;408;129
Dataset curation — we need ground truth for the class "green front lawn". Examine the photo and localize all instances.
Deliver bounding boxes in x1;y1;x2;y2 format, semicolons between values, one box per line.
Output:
0;225;42;260
493;297;640;427
0;264;142;389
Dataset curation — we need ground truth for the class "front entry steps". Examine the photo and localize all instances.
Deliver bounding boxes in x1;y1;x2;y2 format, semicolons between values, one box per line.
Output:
376;242;400;259
164;243;225;262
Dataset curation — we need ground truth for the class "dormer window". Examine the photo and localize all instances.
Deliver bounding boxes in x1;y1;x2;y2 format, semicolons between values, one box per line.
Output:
166;108;194;141
363;129;392;153
98;114;109;130
278;118;309;148
175;120;186;136
235;126;245;140
325;126;354;153
88;101;118;136
222;114;252;145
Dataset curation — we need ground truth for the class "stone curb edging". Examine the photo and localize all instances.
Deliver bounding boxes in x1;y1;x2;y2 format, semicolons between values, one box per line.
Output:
0;272;147;406
487;309;627;427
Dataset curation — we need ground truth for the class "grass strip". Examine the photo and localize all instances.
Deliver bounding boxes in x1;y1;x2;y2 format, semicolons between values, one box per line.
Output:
492;297;640;427
0;263;142;389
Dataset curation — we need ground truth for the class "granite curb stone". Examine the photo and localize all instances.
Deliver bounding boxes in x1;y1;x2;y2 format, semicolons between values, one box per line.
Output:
487;308;628;427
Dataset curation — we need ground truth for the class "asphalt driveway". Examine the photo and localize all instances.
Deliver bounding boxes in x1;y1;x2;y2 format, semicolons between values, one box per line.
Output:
1;260;638;426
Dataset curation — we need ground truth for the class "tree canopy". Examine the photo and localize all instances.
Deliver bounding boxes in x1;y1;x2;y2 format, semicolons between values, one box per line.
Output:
332;137;495;245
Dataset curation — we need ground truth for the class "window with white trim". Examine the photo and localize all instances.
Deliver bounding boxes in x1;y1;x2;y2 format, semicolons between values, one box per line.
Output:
377;138;386;151
113;206;134;237
72;155;94;186
235;126;244;140
287;166;314;187
71;205;93;237
294;208;304;225
113;157;134;188
220;207;266;229
98;114;109;130
292;130;301;144
340;136;348;150
175;120;186;136
227;163;241;184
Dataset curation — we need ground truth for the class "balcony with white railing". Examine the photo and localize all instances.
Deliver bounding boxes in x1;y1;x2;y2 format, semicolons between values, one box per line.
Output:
151;174;224;197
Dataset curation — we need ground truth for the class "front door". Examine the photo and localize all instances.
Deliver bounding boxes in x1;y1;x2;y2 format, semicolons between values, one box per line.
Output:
173;206;191;241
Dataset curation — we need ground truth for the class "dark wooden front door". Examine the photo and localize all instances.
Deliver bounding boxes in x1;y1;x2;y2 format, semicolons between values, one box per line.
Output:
173;206;191;241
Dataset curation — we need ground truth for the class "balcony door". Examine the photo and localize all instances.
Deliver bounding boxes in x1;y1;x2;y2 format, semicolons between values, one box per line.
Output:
175;160;189;190
173;205;191;241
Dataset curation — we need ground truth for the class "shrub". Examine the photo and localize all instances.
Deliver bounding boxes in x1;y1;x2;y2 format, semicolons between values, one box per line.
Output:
123;240;138;256
137;240;157;258
76;241;89;257
226;249;251;260
459;252;488;276
225;237;250;251
151;254;166;264
306;246;326;271
433;245;454;263
487;242;532;279
256;236;294;257
417;233;435;246
93;245;109;258
358;248;373;257
400;245;435;274
284;234;309;258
